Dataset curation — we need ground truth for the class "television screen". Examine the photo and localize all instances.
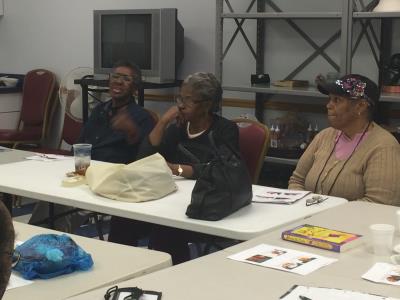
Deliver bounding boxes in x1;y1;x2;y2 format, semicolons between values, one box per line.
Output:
94;9;184;83
101;14;152;70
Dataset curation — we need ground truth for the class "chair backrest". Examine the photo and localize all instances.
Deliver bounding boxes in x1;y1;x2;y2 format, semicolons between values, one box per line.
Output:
232;118;270;184
19;69;57;141
59;113;83;148
144;108;160;124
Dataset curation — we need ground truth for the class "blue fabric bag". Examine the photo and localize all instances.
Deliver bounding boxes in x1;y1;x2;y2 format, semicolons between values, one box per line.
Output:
13;234;94;280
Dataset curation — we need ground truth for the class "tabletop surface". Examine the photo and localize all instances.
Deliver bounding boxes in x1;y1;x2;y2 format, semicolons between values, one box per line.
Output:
67;201;400;300
0;148;31;164
3;222;171;300
0;157;348;240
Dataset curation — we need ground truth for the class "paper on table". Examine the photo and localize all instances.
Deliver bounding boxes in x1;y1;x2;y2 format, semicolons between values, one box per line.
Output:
252;186;310;204
25;154;72;161
227;244;337;275
5;240;34;291
280;285;399;300
0;146;11;152
140;294;159;300
114;292;159;300
6;273;33;291
362;262;400;286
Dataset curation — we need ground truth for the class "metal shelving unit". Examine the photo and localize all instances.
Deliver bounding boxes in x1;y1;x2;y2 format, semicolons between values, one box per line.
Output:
223;84;323;98
215;0;400;121
222;12;342;19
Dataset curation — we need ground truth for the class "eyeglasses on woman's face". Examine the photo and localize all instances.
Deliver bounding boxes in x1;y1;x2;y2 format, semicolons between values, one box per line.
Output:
109;72;136;84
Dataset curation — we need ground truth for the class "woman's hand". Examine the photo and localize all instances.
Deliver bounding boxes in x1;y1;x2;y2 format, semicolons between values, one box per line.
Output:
149;106;184;146
167;162;193;178
160;106;182;125
111;107;139;143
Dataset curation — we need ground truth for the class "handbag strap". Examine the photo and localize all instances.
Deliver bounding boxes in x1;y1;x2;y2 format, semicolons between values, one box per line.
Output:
178;131;241;164
208;131;241;160
177;143;201;163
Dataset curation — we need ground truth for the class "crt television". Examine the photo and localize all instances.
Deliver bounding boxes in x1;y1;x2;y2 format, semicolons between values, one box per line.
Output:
93;8;184;83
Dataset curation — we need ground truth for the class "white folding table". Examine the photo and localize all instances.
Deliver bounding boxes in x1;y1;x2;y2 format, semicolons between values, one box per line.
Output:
4;222;171;300
0;158;348;240
66;202;400;300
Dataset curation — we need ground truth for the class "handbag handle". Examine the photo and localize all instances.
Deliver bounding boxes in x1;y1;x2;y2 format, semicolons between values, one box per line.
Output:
180;131;220;161
177;131;241;164
177;143;201;163
208;131;241;160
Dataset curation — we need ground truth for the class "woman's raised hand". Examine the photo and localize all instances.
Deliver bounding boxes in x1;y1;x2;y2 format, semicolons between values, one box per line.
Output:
160;106;183;126
111;107;139;143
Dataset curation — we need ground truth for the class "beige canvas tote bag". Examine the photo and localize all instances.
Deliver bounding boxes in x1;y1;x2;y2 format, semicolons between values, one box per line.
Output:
85;153;177;202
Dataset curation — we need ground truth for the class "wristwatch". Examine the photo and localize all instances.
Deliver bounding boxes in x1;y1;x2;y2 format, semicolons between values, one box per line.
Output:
177;164;183;176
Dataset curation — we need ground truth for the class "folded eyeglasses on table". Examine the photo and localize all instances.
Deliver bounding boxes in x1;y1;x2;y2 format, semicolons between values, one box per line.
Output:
104;285;162;300
305;195;328;206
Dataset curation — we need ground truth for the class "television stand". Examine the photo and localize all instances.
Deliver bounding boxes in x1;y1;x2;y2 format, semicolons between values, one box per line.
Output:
75;76;182;123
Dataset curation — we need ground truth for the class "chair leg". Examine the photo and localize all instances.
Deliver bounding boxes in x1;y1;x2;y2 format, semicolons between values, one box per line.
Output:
48;203;55;229
203;238;241;255
194;243;204;258
92;214;105;240
12;195;22;208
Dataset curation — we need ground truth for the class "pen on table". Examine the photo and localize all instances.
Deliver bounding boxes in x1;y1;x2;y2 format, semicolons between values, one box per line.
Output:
299;295;312;300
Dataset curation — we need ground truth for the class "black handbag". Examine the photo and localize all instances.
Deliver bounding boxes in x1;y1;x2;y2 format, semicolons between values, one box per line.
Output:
183;132;253;221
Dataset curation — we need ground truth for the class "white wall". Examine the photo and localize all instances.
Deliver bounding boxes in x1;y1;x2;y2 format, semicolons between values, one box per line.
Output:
0;0;216;78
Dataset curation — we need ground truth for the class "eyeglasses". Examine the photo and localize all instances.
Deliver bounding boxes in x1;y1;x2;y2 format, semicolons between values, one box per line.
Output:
306;195;328;206
175;95;209;106
2;250;21;268
109;73;136;83
104;285;143;300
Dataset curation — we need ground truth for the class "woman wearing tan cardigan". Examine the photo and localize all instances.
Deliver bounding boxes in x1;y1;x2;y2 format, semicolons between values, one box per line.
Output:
289;74;400;206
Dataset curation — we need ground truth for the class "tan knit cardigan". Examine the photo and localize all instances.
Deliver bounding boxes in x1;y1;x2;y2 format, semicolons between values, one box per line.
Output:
288;122;400;206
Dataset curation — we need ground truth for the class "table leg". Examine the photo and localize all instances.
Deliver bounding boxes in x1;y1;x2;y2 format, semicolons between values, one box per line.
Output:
48;203;55;229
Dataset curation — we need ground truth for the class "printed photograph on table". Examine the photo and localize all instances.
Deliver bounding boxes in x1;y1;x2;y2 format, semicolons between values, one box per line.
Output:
386;274;400;283
252;186;310;204
281;256;316;270
281;262;301;270
384;267;400;284
280;285;398;300
245;248;287;263
246;254;272;263
271;249;287;256
298;256;316;264
362;263;400;286
228;244;337;276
